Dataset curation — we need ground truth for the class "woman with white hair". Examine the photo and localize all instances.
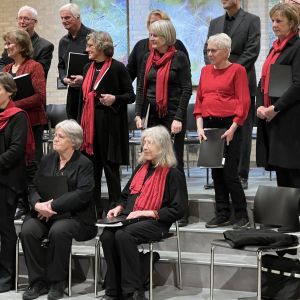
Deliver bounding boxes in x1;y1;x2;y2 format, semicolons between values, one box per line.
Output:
100;125;187;300
21;120;97;300
194;33;250;229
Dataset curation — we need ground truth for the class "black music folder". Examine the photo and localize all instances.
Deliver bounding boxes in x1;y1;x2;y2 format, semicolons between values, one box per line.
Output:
269;64;292;98
97;215;148;227
66;52;89;77
13;73;34;101
197;128;226;168
34;175;70;219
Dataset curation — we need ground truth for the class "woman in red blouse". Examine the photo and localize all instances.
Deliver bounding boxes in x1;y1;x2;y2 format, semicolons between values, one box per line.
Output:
3;29;47;217
194;33;250;229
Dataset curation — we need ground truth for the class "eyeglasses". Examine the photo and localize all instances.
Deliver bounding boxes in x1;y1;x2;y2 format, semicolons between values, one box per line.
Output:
206;48;223;54
4;42;15;47
16;16;36;22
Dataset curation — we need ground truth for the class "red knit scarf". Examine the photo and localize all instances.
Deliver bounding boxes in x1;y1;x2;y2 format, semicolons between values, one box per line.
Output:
0;100;35;164
130;162;170;211
261;32;297;107
81;58;112;155
143;46;176;117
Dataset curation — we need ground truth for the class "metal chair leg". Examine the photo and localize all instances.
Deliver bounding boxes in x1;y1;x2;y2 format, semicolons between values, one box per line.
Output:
94;237;101;298
206;168;209;185
257;250;262;300
15;236;20;292
68;251;72;297
210;245;216;300
175;221;182;289
149;242;153;300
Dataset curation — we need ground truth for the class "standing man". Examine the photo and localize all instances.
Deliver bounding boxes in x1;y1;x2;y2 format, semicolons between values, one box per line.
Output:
204;0;261;189
0;5;54;78
58;3;93;120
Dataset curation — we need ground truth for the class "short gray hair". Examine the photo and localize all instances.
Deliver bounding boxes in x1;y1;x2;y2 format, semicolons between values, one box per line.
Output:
207;33;232;51
18;6;38;20
86;31;114;57
138;125;177;168
55;120;83;150
59;3;81;19
149;20;176;46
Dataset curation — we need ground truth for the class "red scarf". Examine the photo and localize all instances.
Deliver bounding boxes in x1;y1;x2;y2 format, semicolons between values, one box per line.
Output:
130;162;170;211
0;100;35;164
143;46;176;117
261;32;297;107
81;58;112;155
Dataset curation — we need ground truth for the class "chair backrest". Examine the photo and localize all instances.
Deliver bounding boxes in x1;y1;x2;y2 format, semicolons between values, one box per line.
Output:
46;104;68;129
186;103;196;132
253;185;300;229
127;103;136;131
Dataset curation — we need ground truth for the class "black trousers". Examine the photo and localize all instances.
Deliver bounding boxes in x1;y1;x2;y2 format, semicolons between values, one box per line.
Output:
203;117;248;220
91;155;121;218
275;167;300;188
100;220;170;297
21;217;96;284
238;96;255;179
0;186;17;289
66;87;80;120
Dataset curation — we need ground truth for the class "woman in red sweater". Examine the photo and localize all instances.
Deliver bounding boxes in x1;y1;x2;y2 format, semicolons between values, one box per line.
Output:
3;29;47;217
194;33;250;229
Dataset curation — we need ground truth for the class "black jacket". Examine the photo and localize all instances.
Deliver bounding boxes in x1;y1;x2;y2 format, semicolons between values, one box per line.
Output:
29;150;96;225
0;111;27;200
204;9;261;96
118;165;186;226
0;32;54;78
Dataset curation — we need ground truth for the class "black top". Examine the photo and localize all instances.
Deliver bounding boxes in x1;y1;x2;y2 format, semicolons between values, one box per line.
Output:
126;38;190;87
135;50;192;122
79;59;135;165
117;164;186;226
0;111;28;199
58;24;93;82
29;150;96;225
0;32;54;78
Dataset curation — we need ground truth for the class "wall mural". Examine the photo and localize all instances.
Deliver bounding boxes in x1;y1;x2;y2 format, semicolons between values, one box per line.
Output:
73;0;128;64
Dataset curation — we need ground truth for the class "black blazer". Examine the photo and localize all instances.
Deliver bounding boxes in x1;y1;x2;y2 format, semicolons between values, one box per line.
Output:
0;111;27;202
29;150;97;225
0;32;54;78
256;35;300;170
204;9;261;96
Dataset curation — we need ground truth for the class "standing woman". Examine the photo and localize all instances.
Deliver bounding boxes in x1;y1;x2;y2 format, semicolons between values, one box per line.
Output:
194;33;250;229
0;72;34;292
256;3;300;188
3;29;47;218
135;19;192;226
79;31;135;219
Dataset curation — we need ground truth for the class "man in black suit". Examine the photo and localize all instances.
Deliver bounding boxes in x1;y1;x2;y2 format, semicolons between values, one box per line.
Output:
0;5;54;78
58;3;93;120
204;0;261;189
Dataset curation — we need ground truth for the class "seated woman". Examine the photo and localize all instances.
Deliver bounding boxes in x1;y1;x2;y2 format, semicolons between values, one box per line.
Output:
100;125;187;300
0;72;34;293
21;120;97;300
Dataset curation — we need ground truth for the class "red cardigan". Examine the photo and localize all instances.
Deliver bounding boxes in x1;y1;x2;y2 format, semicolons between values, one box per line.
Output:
3;58;47;126
193;63;250;126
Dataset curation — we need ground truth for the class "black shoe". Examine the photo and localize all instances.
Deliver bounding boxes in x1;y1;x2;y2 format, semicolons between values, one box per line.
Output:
232;218;250;229
205;216;231;228
0;284;12;293
178;217;188;227
47;281;65;300
23;281;48;300
204;182;214;189
240;178;248;190
133;291;147;300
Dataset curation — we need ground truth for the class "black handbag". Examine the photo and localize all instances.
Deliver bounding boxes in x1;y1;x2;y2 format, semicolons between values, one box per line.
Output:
262;254;300;300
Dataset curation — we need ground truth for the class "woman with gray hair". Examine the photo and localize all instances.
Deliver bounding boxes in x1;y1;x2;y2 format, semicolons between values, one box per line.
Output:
194;33;250;229
79;31;135;220
100;125;187;300
21;119;97;300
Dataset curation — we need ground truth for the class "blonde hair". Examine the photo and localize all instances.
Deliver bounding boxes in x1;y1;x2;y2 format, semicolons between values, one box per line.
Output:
149;20;176;46
138;126;177;168
146;9;170;29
